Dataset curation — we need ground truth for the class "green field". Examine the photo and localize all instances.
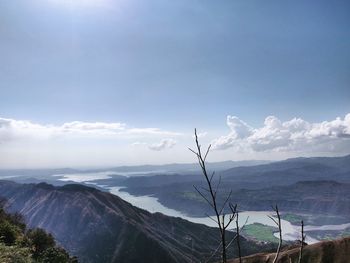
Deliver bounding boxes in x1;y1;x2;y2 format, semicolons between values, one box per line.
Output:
241;223;279;243
281;213;303;225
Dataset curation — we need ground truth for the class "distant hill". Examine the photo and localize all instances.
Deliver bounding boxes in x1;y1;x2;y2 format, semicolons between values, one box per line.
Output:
115;155;350;217
123;180;350;218
0;180;273;263
0;160;269;178
92;155;349;191
228;237;350;263
220;154;350;186
107;160;270;173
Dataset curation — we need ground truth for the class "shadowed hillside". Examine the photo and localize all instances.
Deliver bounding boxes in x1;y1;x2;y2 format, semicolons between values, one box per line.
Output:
116;155;350;217
0;180;273;263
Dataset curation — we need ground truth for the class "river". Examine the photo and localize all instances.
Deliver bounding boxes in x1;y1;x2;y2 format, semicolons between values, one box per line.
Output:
55;171;350;244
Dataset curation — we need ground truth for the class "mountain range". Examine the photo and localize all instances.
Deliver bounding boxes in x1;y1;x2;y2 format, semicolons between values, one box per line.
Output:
114;155;350;218
0;180;272;263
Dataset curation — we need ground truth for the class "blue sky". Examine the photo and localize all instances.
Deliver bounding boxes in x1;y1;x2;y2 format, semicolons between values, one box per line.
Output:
0;0;350;168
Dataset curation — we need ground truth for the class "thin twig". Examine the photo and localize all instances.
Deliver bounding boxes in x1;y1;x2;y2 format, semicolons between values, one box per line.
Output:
193;185;215;210
298;220;306;263
190;128;236;263
271;205;282;263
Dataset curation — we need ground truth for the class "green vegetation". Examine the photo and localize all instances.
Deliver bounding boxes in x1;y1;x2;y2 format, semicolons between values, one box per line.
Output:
0;244;32;263
281;213;303;225
241;223;279;243
0;200;77;263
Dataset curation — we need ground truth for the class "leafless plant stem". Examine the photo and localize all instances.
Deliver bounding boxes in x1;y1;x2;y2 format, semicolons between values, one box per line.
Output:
298;220;306;263
190;129;238;263
268;205;282;263
235;212;242;263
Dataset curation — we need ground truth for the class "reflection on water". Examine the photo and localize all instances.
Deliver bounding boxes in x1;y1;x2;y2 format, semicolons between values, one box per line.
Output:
53;172;114;182
52;170;166;182
55;172;349;245
109;187;320;243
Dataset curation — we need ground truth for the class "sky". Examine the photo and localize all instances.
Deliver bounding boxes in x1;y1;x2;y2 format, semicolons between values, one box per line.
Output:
0;0;350;168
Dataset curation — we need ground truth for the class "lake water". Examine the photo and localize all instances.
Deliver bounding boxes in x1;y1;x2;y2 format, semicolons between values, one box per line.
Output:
56;171;349;244
53;170;165;182
53;171;114;182
109;186;319;243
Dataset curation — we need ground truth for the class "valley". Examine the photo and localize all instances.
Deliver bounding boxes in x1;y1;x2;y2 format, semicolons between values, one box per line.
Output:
0;180;274;263
0;156;350;262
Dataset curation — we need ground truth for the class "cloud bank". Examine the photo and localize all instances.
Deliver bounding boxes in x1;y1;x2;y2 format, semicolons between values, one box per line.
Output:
212;113;350;153
0;117;181;143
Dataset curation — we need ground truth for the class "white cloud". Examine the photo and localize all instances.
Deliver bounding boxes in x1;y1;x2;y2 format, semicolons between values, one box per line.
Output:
227;116;253;139
148;139;176;151
0;118;55;142
61;121;126;133
212;113;350;153
210;116;253;150
192;131;208;139
0;117;181;143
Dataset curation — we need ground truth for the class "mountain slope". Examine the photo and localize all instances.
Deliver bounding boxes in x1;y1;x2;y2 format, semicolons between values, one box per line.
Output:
220;155;350;186
114;155;350;217
0;181;271;263
120;180;350;218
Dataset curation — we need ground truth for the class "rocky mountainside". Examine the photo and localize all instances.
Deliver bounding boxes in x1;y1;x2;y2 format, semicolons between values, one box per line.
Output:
228;237;350;263
0;180;272;263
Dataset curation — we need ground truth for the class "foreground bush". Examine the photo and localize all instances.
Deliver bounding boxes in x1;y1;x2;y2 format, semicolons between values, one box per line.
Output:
0;200;77;262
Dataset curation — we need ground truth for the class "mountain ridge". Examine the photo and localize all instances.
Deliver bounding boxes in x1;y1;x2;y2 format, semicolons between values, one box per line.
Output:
0;180;272;263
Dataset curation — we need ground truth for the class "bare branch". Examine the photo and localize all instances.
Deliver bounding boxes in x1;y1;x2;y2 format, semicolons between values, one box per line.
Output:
267;215;279;226
188;147;199;157
209;171;215;183
204;144;212;161
223;203;238;229
298;220;306;263
240;216;249;230
235;212;242;263
190;128;238;263
225;234;238;250
219;190;233;215
193;185;214;210
205;242;222;263
200;186;210;193
214;176;222;198
271;205;282;263
205;213;219;224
